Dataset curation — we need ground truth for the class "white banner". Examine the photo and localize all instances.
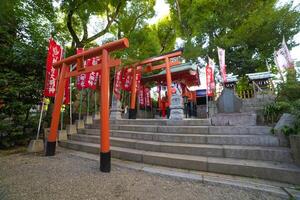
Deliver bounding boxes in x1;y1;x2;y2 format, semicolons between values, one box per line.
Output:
281;37;294;68
217;47;225;68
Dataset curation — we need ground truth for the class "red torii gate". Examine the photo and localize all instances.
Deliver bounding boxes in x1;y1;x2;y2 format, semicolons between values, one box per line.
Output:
46;38;129;173
128;50;182;118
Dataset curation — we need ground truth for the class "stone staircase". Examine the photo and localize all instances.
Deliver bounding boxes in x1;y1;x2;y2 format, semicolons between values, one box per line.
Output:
59;119;300;185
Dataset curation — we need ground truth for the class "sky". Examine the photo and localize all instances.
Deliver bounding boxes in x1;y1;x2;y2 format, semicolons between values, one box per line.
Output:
149;0;300;61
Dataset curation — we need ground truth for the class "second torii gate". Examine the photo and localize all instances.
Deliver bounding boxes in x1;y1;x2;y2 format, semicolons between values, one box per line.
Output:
45;38;129;173
128;50;182;119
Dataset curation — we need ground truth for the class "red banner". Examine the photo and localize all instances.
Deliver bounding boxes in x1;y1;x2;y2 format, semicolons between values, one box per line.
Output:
139;85;145;108
144;87;151;107
63;67;70;104
221;65;227;83
206;64;215;97
44;38;62;97
122;68;133;91
136;71;141;91
113;68;123;100
76;48;86;90
90;57;101;90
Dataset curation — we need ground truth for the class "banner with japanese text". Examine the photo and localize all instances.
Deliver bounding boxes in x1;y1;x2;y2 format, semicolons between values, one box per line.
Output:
88;57;100;90
113;68;123;100
274;37;294;71
136;71;141;91
144;87;151;107
63;66;70;104
76;48;86;90
44;38;62;97
217;47;227;82
206;63;215;97
122;68;133;91
139;85;145;108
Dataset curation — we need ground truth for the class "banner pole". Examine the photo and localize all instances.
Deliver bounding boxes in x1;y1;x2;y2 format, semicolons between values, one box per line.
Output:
94;90;97;114
79;90;83;120
60;109;64;130
206;89;209;118
69;77;72;124
36;98;45;140
87;89;90;117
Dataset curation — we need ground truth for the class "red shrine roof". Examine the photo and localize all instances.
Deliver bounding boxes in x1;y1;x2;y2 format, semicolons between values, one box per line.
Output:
141;62;200;87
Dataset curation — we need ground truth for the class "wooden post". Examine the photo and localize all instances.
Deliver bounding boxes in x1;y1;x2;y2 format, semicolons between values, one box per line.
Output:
46;64;69;156
165;57;172;106
129;66;137;119
100;49;111;172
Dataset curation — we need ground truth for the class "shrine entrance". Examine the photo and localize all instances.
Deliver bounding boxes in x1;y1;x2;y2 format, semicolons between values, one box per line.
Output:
46;38;129;173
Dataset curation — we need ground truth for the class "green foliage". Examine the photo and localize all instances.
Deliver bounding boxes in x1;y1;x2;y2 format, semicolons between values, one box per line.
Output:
0;0;53;148
264;70;300;135
236;76;252;93
155;16;177;54
167;0;300;75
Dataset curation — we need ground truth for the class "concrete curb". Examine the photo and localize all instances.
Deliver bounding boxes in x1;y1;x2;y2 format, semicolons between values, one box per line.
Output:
65;148;300;200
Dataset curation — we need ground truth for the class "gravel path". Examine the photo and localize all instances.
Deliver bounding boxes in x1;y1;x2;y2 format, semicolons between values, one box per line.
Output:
0;149;283;200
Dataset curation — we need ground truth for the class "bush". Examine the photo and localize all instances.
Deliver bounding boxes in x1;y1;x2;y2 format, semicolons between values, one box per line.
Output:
263;69;300;135
0;113;39;149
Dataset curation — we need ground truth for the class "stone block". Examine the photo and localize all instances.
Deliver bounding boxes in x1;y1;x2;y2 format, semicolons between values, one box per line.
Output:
207;157;300;185
274;113;296;133
142;152;207;171
93;112;100;120
76;120;85;129
111;149;142;162
211;112;257;126
158;126;209;134
66;124;77;135
290;135;300;166
119;125;157;132
44;128;50;138
216;88;242;113
169;94;184;120
58;130;68;141
85;116;93;125
27;139;44;153
223;146;293;163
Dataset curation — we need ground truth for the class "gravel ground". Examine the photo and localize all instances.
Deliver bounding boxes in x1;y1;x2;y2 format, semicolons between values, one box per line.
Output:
0;149;283;200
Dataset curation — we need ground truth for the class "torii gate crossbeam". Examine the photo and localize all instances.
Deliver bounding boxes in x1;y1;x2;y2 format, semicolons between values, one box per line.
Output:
128;50;182;119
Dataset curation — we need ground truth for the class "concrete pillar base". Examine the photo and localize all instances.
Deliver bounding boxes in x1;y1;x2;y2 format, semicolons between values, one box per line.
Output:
27;139;44;153
76;120;85;129
66;124;77;135
85;115;93;124
129;109;137;119
58;130;68;141
110;109;122;119
94;112;100;120
169;94;184;120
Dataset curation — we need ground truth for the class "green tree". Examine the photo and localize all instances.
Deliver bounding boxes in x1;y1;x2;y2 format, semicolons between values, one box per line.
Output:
0;0;56;148
167;0;300;75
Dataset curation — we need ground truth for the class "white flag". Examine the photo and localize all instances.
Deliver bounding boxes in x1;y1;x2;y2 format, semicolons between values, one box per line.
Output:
217;47;225;68
208;57;215;71
274;48;289;71
281;36;294;68
217;47;227;82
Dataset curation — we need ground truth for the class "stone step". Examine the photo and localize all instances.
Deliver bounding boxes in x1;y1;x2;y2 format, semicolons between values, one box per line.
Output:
79;129;281;147
87;124;272;135
68;134;293;163
93;119;212;126
59;140;300;185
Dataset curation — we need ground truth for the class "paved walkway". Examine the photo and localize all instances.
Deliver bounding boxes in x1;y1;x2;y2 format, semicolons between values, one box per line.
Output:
0;148;287;200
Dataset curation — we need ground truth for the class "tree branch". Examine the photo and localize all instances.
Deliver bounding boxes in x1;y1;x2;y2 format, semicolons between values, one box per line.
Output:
82;20;88;41
67;7;81;47
85;1;123;44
